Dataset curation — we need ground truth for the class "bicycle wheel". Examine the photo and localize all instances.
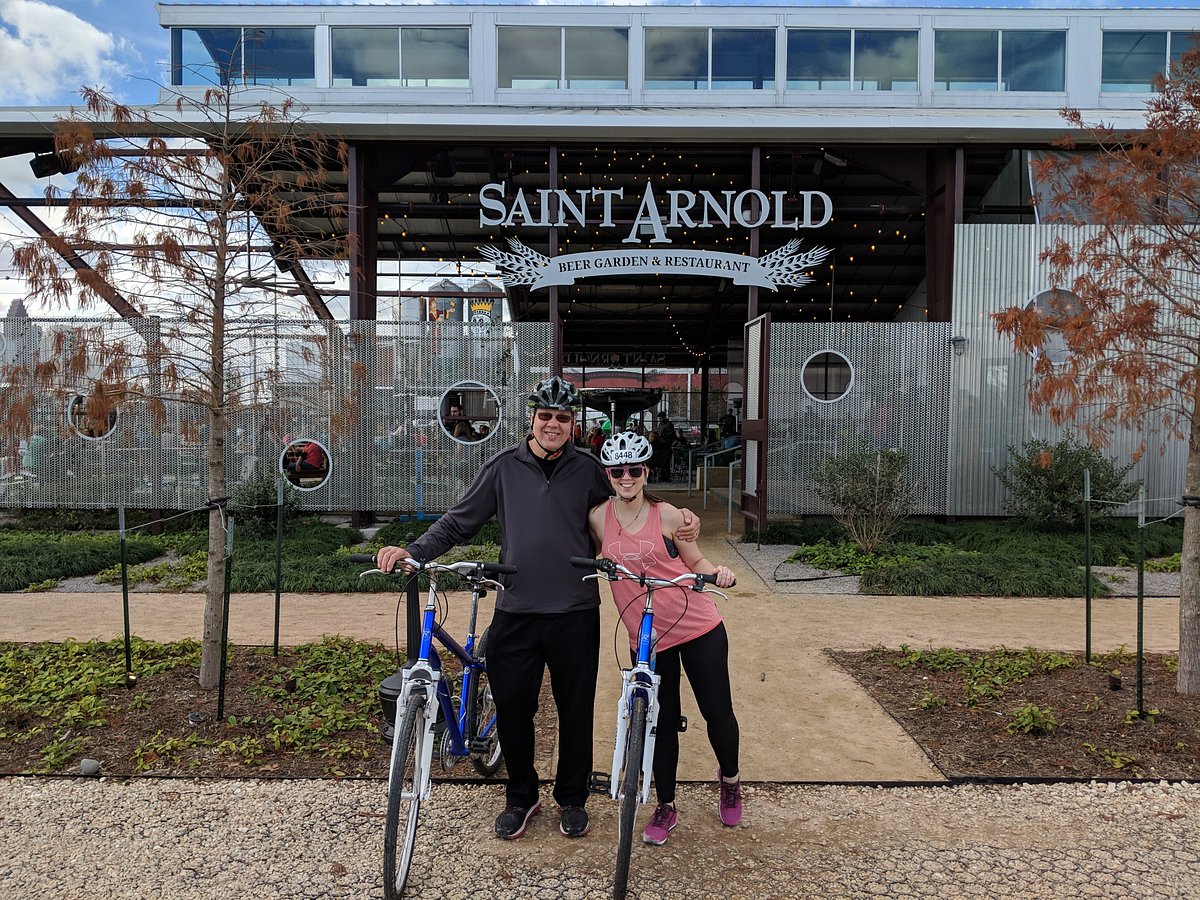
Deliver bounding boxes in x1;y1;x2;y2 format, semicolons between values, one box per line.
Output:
383;692;427;900
470;626;503;776
614;693;648;900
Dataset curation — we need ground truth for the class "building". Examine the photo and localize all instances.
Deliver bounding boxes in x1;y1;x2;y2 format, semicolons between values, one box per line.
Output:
0;4;1194;519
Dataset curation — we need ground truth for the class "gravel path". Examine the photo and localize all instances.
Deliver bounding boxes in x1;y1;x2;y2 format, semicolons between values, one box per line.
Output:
3;777;1198;898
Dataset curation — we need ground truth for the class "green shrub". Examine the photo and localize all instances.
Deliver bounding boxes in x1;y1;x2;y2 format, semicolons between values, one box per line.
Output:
991;434;1138;530
230;475;304;539
811;444;919;553
373;517;502;548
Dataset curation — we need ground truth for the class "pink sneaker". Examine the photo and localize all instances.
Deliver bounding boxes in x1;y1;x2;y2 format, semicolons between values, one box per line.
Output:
718;772;742;826
643;803;677;845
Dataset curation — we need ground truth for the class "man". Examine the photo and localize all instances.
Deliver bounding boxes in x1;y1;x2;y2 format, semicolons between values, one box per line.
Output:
376;377;701;841
719;409;737;440
656;411;677;482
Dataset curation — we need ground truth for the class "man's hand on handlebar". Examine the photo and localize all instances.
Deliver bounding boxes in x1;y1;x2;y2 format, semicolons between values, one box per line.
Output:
375;545;415;575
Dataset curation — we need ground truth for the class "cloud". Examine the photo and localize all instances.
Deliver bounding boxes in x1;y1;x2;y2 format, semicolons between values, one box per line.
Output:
0;0;127;104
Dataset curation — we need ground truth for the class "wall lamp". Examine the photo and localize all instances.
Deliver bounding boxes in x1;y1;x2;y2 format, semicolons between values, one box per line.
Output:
29;152;78;179
949;335;968;357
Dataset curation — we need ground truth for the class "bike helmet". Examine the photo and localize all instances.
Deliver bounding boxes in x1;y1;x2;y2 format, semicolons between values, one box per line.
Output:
600;432;653;466
527;376;581;412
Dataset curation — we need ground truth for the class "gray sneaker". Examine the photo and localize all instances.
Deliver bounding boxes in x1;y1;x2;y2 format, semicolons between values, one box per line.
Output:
495;802;541;839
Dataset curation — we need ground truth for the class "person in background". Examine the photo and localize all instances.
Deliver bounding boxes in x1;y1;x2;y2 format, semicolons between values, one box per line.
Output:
375;378;702;842
656;411;677;482
586;431;741;846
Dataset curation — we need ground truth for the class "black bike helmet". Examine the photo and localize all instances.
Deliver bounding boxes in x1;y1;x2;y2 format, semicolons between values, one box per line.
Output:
527;376;581;412
600;432;653;466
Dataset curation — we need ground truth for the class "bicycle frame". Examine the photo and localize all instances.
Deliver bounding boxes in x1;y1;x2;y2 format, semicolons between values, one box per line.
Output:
389;571;497;797
609;589;662;806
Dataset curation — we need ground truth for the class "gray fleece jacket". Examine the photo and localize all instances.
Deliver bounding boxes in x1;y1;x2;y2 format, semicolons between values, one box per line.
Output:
405;437;612;615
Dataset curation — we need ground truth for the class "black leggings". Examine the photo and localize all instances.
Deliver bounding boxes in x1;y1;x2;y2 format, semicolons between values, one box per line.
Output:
646;622;739;805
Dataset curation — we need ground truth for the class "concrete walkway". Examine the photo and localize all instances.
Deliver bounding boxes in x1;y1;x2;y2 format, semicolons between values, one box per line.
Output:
0;492;1181;784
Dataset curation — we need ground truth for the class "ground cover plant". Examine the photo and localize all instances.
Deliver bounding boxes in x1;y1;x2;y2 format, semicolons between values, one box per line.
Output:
0;635;555;779
833;645;1200;779
765;518;1183;596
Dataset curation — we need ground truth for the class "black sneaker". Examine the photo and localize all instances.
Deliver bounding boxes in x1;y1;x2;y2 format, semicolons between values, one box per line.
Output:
559;805;590;837
495;802;541;840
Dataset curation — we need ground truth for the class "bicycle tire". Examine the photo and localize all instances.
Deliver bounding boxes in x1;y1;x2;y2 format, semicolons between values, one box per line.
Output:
383;692;426;900
614;693;648;900
469;626;504;776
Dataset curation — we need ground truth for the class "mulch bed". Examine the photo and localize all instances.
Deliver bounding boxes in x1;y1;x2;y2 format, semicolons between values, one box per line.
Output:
0;646;557;779
831;648;1200;780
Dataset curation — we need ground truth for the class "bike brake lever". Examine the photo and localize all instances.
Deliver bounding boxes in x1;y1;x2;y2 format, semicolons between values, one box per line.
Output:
358;568;384;578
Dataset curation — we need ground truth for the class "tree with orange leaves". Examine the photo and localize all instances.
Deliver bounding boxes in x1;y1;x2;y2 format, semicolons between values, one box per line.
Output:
994;45;1200;694
2;80;347;690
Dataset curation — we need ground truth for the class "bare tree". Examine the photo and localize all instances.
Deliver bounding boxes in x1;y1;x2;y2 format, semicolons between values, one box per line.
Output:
993;46;1200;694
3;84;346;688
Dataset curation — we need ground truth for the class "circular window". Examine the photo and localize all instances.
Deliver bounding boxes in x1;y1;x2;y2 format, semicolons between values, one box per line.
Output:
438;380;501;445
801;351;853;403
1026;288;1081;367
67;393;119;441
279;438;332;491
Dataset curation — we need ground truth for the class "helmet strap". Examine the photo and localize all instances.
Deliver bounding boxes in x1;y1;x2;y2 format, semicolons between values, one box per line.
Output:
618;489;642;504
531;433;565;460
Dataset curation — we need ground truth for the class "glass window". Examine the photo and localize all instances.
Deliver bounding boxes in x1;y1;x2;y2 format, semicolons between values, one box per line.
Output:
332;28;399;87
1001;31;1065;92
498;26;560;89
854;30;918;91
1102;31;1167;92
802;352;853;403
712;29;775;90
787;30;850;91
935;30;998;91
402;27;469;88
565;27;628;89
171;27;241;86
1170;31;1200;74
646;27;708;90
241;27;315;87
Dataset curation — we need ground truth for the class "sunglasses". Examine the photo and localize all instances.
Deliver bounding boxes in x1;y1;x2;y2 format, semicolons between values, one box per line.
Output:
535;411;574;424
607;466;645;479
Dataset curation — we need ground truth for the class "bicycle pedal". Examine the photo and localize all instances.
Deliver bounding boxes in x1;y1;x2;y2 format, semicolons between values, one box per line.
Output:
588;770;612;794
468;738;492;754
678;715;688;733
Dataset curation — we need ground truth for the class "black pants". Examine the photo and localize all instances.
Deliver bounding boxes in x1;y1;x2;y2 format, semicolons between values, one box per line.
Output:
647;622;740;805
487;606;600;808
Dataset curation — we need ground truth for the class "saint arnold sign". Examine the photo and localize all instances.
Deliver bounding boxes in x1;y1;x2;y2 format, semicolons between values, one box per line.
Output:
478;179;833;292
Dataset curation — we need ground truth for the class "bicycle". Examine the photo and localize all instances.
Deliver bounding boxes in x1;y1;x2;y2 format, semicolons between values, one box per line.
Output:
570;554;731;900
351;553;515;900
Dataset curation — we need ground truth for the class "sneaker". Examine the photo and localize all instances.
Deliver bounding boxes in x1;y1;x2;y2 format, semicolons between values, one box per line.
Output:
495;802;541;839
559;805;590;837
642;803;677;845
718;772;742;827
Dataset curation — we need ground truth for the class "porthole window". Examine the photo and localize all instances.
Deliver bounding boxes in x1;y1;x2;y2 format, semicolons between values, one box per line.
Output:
801;351;854;403
67;393;119;441
438;380;501;445
1026;288;1081;366
280;438;332;491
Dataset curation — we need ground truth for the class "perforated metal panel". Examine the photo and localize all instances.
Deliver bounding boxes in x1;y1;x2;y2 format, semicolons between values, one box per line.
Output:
766;322;953;518
0;316;551;514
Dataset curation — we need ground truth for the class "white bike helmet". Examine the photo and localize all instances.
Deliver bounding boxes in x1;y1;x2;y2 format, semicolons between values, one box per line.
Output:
600;432;653;466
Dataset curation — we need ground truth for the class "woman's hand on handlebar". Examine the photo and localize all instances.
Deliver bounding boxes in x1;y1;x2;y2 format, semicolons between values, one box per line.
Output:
711;565;736;589
376;545;415;575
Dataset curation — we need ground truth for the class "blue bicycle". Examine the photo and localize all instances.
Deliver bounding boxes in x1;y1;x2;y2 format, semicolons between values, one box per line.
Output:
571;555;729;900
352;553;514;899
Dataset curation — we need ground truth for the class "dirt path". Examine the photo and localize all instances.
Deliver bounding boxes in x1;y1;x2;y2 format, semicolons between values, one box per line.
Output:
0;493;1181;784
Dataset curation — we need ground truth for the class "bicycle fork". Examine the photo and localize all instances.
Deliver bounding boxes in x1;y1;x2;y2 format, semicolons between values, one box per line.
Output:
609;666;662;805
389;664;442;802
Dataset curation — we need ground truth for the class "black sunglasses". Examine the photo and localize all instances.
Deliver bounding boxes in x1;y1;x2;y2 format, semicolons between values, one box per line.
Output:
607;466;645;479
535;411;574;423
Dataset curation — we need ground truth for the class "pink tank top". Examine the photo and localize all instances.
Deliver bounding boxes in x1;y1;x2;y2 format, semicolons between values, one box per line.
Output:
601;499;722;652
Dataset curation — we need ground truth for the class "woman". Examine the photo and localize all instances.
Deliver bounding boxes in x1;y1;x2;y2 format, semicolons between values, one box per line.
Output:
585;431;741;846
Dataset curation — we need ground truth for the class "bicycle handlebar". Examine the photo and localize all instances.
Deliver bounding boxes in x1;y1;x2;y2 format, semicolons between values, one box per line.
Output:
570;555;732;590
350;553;517;577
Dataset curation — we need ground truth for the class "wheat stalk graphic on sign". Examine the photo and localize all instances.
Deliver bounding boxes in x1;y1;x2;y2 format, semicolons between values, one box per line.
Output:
757;239;832;288
478;238;549;286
